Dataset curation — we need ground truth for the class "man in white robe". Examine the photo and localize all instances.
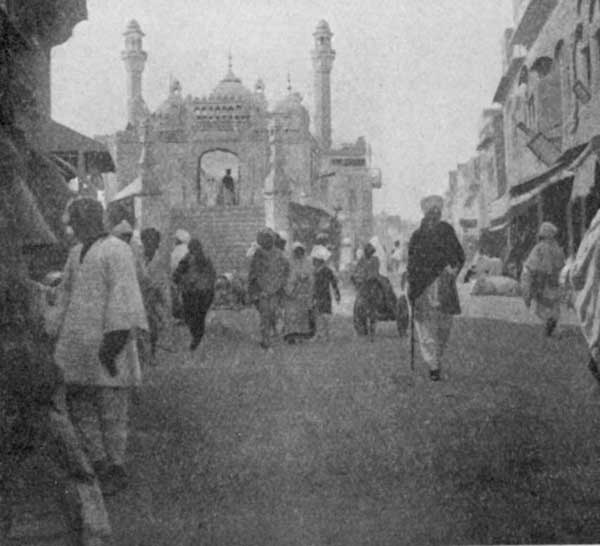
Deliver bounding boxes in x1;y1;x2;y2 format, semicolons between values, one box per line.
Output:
54;198;148;495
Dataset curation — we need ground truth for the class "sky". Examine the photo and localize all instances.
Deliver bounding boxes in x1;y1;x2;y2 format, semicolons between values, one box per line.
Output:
52;0;514;221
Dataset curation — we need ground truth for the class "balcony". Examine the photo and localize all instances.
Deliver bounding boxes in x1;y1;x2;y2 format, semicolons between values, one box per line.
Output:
510;0;558;48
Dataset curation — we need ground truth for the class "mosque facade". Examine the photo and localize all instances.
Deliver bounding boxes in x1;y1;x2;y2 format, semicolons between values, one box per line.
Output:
103;19;381;273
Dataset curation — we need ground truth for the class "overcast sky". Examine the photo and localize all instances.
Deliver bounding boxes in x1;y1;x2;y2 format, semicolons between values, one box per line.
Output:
52;0;514;221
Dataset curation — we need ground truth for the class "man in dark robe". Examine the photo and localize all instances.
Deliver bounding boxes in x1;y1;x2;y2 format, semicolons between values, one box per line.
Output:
221;169;236;205
407;195;464;381
248;229;289;348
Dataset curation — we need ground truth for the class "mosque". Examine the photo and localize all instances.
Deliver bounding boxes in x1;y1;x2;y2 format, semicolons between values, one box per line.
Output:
103;19;381;273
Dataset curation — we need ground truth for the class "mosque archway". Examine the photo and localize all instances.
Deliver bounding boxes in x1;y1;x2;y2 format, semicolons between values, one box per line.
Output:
197;149;240;207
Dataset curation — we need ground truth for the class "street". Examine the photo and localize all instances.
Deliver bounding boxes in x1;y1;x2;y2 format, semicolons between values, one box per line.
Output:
104;298;599;545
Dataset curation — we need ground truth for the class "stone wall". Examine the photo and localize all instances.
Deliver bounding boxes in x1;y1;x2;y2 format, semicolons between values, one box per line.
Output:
170;205;265;275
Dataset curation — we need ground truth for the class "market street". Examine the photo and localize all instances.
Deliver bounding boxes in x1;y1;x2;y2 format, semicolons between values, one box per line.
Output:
10;293;599;545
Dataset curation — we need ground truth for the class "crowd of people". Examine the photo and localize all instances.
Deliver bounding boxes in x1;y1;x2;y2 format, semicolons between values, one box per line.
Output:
246;229;340;348
10;189;600;544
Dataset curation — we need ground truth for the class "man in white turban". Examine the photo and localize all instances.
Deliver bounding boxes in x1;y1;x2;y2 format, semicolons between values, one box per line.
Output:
170;229;191;273
111;220;134;244
369;236;388;277
407;195;464;381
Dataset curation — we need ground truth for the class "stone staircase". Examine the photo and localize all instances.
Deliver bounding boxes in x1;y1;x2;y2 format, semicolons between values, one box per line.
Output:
170;205;266;276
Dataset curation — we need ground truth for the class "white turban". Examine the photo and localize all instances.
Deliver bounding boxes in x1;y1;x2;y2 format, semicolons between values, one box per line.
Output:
311;245;331;261
291;241;305;251
420;195;444;214
277;230;289;242
538;221;558;239
175;229;191;244
112;220;133;236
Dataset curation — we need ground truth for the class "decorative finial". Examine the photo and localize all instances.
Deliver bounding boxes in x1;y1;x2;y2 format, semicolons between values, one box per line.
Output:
228;50;233;71
287;73;292;93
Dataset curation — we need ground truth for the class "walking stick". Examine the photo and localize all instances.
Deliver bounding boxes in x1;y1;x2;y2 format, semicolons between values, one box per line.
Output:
410;303;415;373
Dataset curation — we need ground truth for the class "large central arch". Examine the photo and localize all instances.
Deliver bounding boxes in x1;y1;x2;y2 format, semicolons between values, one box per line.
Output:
197;148;240;206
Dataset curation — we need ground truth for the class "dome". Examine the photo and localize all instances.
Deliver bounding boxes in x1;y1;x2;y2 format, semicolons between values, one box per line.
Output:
315;20;332;34
274;91;307;115
155;79;184;116
209;68;253;101
124;19;144;35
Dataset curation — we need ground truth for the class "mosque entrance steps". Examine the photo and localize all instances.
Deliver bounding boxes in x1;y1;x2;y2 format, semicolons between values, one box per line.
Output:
170;205;265;276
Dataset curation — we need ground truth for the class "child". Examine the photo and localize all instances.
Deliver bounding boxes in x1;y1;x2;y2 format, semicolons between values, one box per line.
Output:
311;245;341;341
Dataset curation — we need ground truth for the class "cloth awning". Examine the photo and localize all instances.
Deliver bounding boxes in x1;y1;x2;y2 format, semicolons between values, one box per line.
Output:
486;213;510;232
570;153;597;200
36;120;115;173
508;143;588;215
510;0;558;49
509;142;587;199
487;222;509;232
111;176;142;202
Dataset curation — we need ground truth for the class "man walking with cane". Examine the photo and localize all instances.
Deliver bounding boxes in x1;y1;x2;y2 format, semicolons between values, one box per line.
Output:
407;195;464;381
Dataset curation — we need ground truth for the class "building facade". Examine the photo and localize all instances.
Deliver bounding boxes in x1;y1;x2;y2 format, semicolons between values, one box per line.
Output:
445;0;600;275
105;20;381;274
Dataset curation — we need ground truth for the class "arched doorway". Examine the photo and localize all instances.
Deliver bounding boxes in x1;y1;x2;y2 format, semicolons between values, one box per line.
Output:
197;149;240;206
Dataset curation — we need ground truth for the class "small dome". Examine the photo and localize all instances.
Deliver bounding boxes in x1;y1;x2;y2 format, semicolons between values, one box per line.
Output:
155;79;184;118
210;68;252;100
315;20;332;34
274;91;307;115
124;19;144;35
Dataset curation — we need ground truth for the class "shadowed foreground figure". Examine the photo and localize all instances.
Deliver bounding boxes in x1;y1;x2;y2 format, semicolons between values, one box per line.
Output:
54;198;148;496
567;208;600;383
407;195;464;381
173;238;216;351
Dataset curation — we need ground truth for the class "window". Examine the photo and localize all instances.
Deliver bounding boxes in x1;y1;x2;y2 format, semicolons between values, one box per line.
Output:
348;189;356;212
582;44;592;85
527;94;535;131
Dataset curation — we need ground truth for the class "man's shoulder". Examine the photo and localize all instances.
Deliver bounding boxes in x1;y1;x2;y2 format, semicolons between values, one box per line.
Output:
99;235;135;262
438;220;456;233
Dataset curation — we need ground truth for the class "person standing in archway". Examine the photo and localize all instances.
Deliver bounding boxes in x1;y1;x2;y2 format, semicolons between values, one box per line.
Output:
221;168;236;205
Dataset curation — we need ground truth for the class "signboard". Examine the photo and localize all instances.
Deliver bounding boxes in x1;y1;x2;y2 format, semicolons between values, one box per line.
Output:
573;80;592;104
526;132;561;166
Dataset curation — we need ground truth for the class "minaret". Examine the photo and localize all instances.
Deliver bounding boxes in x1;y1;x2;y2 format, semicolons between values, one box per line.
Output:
121;19;147;127
311;20;336;150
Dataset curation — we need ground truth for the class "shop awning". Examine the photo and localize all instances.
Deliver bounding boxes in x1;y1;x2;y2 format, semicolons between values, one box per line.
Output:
567;135;600;200
507;143;588;216
571;153;597;200
110;176;142;202
486;213;510;232
509;143;587;199
36;120;115;173
510;0;558;49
